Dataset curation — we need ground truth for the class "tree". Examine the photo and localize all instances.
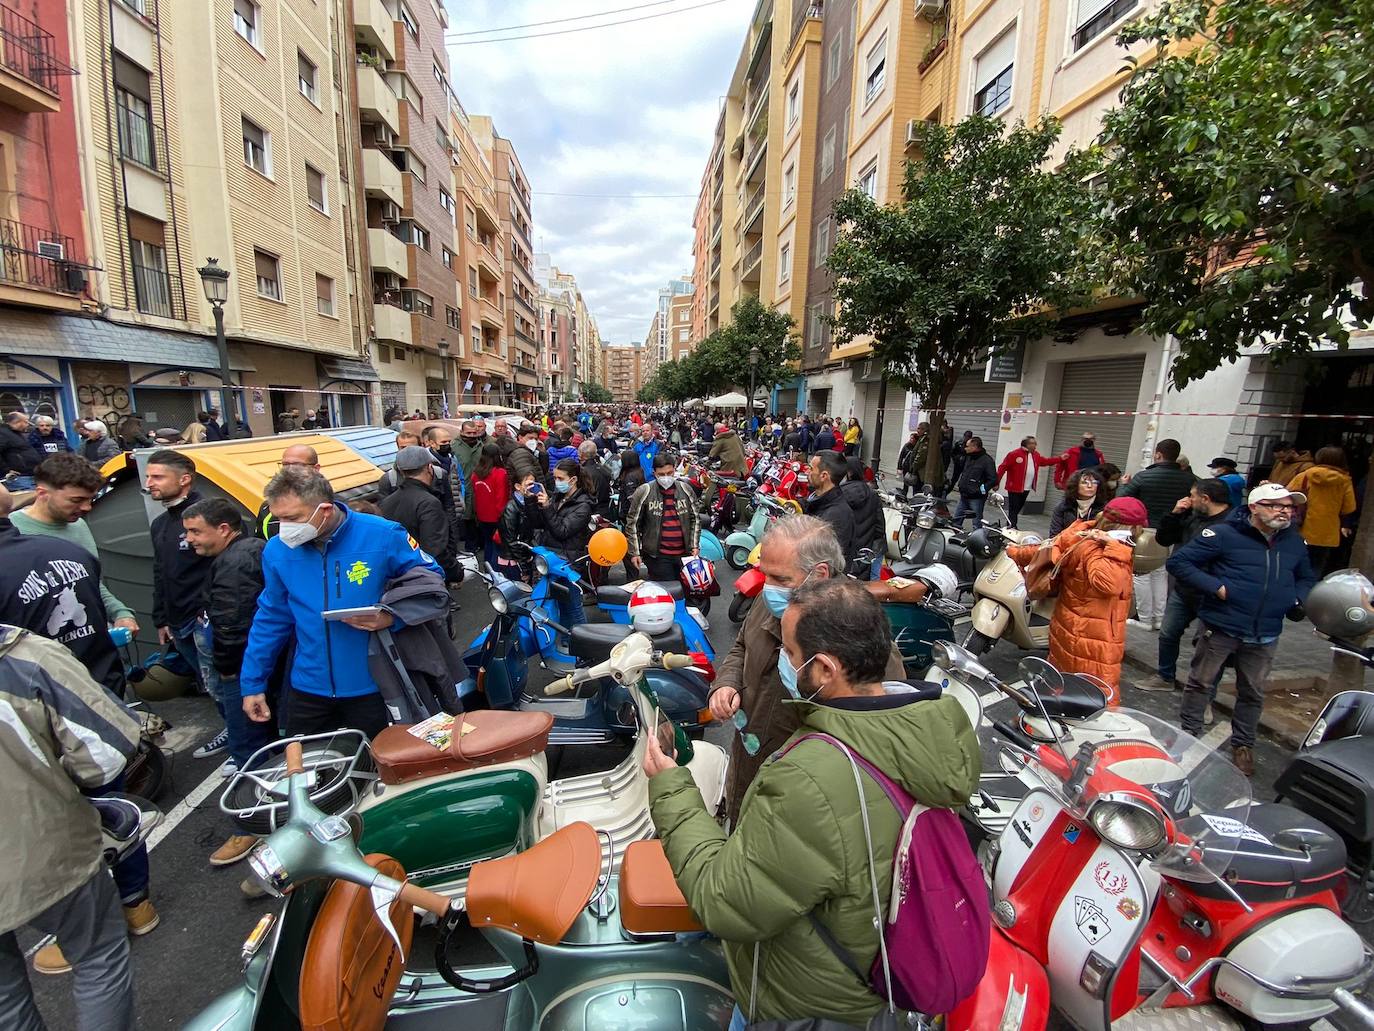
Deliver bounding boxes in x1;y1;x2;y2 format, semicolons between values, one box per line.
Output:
827;115;1097;485
707;295;801;395
1097;0;1374;690
582;382;612;404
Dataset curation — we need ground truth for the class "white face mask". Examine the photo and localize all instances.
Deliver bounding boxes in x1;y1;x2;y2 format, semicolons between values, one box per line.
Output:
656;474;675;489
525;439;539;452
278;504;327;549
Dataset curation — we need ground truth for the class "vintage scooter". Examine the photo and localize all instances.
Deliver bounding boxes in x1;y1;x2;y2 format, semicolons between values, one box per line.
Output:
219;633;726;897
192;639;733;1031
723;490;790;570
944;643;1374;1031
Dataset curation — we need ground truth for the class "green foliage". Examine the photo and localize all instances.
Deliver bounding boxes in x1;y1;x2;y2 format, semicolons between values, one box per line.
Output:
582;382;613;404
638;296;800;403
1099;0;1374;387
827;115;1096;481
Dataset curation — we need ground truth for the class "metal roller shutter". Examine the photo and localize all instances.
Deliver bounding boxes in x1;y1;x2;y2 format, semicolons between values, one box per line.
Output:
775;388;798;415
1049;356;1146;468
942;376;1004;447
131;387;198;432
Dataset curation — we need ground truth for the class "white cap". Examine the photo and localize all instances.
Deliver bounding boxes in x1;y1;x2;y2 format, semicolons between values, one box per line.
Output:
1248;482;1306;506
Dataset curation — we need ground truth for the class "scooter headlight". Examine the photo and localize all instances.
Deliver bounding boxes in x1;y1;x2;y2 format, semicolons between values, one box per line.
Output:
488;587;509;614
1088;793;1166;852
916;512;936;529
534;555;550;577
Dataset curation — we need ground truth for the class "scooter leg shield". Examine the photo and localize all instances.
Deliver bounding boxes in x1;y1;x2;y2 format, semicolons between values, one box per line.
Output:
971;598;1012;638
945;930;1050;1031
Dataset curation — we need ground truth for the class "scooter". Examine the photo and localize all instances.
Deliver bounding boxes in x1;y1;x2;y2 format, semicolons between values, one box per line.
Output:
595;576;716;659
109;626;171;802
459;565;714;745
728;543;764;624
944;642;1374;1031
194;639;732;1031
723;491;789;570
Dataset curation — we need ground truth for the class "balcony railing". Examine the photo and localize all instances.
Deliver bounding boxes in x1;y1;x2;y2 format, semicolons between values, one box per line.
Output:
788;2;823;53
116;99;164;173
132;263;185;319
0;220;84;295
741;239;763;274
0;5;63;95
117;0;159;21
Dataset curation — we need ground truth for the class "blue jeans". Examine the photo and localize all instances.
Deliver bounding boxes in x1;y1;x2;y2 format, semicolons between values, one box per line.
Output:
1157;591;1225;694
170;622;205;692
193;622;273;767
729;1005;747;1031
5;474;34;491
953;494;986;528
559;578;587;628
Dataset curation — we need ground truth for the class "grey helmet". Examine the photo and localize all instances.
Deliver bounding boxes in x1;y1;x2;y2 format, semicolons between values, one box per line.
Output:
1305;570;1374;642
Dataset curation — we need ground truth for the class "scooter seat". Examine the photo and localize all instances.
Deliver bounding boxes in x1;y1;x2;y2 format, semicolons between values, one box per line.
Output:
596;580;685;606
372;710;554;785
1037;674;1108;720
568;622;689;662
1174;802;1347;904
620;839;703;936
467;822;602;944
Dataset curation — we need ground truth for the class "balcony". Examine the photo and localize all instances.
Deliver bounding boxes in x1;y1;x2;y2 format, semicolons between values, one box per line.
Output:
740;239;763;282
116;99;167;177
0;6;65;113
356;61;399;136
353;0;396;62
373;300;413;345
132;263;186;319
514;293;537;318
362;148;404;207
742;183;765;233
368;227;408;277
476;240;501;282
479;296;503;329
0;220;86;306
474;186;500;233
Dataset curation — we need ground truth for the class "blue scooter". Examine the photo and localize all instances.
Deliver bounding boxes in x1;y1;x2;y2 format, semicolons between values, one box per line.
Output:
593;577;715;660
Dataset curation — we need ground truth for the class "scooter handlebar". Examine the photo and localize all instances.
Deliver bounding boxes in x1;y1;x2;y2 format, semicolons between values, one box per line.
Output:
399;880;452;917
661;652;692;670
284;741;305;775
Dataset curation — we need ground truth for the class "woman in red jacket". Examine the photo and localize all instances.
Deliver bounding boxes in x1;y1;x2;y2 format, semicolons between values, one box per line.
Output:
996;435;1060;529
470;443;510;570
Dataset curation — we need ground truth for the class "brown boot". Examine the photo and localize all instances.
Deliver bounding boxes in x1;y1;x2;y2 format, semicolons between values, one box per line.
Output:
210;834;258;867
124;899;159;936
1231;745;1255;777
32;942;70;975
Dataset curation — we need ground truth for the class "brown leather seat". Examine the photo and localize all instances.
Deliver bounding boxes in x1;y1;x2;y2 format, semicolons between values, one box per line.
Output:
299;853;414;1031
619;839;703;935
372;709;554;785
466;822;601;943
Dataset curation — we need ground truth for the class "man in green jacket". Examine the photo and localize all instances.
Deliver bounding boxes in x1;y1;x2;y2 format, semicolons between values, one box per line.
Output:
647;578;979;1027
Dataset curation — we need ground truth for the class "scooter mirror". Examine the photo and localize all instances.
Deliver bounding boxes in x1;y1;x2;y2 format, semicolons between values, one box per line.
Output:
931;641;994;683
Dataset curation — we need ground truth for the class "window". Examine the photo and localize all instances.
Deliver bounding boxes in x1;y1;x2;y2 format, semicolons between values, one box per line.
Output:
378;344;391;363
233;0;260;47
404;222;430;251
864;33;887;104
468;268;478;298
464;208;476;239
1073;0;1137;50
408;152;426;184
254;249;282;300
400;289;433;317
315;274;335;316
814;217;831;267
783;163;797;209
779;242;791;284
439;188;456;224
677;327;689;342
435;120;452;154
678;308;689;322
820;126;835;180
114;57;156;170
242;116;270;176
974;30;1015;117
446;306;461;330
856;161;878;199
826;38;842;89
432;61;445;88
387;73;423;115
786;80;801;128
297;51;318;104
130;237;171;317
305;163;327;213
441;246;454;269
399;3;418;38
472;329;483;353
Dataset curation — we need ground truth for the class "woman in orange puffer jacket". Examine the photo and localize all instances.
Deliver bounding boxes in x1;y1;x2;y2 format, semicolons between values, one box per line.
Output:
1006;496;1149;705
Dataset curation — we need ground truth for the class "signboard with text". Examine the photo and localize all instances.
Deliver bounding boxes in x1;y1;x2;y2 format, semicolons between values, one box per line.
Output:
985;341;1026;383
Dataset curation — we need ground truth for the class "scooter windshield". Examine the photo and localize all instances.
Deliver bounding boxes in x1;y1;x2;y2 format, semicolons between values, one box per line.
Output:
1304;690;1374;748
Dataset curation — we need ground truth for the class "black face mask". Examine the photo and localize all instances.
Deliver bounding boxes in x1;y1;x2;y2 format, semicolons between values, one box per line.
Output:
1082;439;1094;449
461;436;482;446
434;444;453;457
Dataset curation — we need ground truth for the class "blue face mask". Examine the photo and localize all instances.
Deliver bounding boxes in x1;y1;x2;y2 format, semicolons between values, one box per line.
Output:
762;584;790;619
513;492;526;505
554;479;572;494
778;650;818;700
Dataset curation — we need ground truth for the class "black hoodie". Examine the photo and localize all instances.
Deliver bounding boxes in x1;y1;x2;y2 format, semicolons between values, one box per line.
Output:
150;491;214;631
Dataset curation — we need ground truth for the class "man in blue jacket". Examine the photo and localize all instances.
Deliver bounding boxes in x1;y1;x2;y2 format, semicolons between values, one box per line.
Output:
632;424;660;482
1166;482;1317;776
240;466;441;738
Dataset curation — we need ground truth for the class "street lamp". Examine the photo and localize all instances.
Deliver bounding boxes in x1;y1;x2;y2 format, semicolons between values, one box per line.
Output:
747;345;761;434
438;339;451;415
197;258;238;438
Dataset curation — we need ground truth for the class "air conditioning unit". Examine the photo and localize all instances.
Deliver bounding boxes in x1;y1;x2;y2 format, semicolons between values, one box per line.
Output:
379;200;401;224
914;0;946;19
371;124;395;148
905;119;923;147
37;240;65;260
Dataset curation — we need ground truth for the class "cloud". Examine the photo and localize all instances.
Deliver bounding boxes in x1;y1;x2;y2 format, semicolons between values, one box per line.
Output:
447;0;752;346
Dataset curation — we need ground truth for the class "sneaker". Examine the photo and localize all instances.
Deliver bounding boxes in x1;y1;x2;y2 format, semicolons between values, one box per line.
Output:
211;834;258;867
32;942;70;975
1126;618;1151;629
1231;745;1255;777
240;877;269;899
124;899;159;936
1136;674;1177;693
1151;619;1164;631
193;728;229;759
1203;704;1216;727
218;757;238;779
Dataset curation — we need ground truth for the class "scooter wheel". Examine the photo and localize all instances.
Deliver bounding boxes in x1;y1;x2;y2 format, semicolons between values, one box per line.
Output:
124;739;169;803
728;591;754;624
962;629;995;656
727;546;751;570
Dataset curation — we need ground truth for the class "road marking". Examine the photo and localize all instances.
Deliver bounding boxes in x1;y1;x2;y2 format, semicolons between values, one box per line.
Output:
1201;720;1232;750
25;764;224;959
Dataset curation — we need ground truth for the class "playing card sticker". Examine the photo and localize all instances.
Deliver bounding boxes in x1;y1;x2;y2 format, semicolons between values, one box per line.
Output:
1074;896;1110;945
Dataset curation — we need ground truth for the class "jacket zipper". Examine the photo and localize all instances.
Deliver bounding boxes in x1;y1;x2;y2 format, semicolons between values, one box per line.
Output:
1253;537;1273;640
320;551;338;697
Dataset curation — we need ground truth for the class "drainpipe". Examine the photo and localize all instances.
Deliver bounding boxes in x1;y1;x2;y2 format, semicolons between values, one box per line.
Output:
1140;334;1174;469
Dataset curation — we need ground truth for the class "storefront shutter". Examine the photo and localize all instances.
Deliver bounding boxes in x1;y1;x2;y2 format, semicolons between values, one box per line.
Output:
1049;355;1146;468
942;375;1005;447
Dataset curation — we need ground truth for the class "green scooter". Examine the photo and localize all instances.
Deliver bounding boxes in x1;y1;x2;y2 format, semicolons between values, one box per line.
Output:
186;635;734;1031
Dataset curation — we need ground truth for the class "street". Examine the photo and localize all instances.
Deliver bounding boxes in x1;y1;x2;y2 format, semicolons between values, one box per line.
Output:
20;557;1365;1030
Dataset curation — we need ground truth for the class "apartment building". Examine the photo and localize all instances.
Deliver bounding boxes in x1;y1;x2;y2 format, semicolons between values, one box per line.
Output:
646;277;693;379
668;290;695;362
604;341;647;402
534;253;579;403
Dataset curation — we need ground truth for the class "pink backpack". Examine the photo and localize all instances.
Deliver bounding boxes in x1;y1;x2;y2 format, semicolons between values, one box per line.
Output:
776;733;989;1016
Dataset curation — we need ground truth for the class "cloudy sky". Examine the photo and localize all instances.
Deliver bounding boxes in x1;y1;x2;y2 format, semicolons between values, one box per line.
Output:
447;0;754;346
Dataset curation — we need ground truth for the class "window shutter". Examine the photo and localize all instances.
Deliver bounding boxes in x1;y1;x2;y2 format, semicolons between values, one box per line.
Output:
974;29;1016;93
1075;0;1116;27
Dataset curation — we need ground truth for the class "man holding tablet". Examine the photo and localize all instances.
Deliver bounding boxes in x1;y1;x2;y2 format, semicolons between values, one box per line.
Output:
239;466;441;737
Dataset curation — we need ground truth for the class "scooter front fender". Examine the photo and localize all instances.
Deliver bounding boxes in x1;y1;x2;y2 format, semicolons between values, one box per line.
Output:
945;927;1050;1031
724;529;756;552
971;597;1011;638
182;987;256;1031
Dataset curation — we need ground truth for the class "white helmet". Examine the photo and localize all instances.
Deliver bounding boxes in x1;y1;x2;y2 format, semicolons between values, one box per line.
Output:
628;582;677;635
912;563;958;601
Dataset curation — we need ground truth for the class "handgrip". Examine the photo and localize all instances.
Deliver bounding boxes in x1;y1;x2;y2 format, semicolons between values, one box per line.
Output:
661;653;693;669
990;719;1037;753
399;881;452;917
546;674;576;696
284;741;305;775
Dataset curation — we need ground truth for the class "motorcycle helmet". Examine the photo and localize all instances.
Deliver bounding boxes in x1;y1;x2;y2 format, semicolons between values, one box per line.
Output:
1305;570;1374;642
588;527;628;567
963;527;998;560
911;563;959;601
680;556;719;597
628;583;677;635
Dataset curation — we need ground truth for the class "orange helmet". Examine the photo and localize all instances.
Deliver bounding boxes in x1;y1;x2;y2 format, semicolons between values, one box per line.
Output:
588;526;628;567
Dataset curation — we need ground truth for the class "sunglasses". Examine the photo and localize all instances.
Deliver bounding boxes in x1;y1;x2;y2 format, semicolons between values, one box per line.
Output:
1255;501;1296;511
731;710;761;756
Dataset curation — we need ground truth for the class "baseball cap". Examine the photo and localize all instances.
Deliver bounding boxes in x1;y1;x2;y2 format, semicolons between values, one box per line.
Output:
1248;482;1306;506
395;445;434;472
1103;496;1148;527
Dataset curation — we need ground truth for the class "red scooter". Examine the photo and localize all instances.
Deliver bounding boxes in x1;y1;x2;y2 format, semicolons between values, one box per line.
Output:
934;643;1374;1031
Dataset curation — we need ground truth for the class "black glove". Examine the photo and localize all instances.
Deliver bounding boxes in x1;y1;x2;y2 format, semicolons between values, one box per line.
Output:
1285;603;1305;623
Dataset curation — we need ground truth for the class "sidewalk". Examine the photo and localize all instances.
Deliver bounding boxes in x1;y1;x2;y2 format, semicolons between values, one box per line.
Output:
1011;509;1370;748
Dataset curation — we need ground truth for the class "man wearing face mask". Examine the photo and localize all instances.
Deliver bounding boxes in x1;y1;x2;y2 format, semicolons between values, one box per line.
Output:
1054;432;1106;489
507;422;543;487
1167;483;1317;775
626;452;699;582
452;419;488;551
238;467;442;738
380;446;458;579
706;517;905;826
804;450;856;569
646;578;978;1027
419;425;466;555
